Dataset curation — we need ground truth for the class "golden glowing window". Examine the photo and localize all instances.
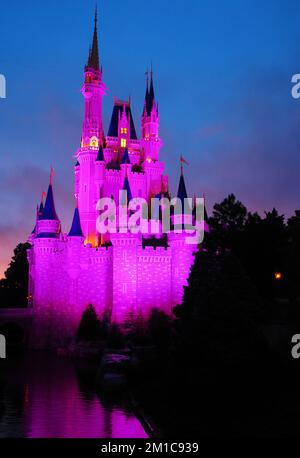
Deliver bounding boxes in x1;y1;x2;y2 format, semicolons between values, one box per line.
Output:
121;138;127;148
90;136;98;147
121;128;127;134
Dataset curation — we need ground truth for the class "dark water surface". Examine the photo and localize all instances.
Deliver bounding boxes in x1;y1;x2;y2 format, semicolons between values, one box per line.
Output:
0;352;147;438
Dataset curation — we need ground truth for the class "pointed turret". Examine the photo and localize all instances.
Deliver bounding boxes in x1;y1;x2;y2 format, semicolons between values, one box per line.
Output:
121;175;133;204
37;191;45;219
86;8;100;71
96;144;105;162
141;68;161;163
31;205;39;235
40;183;59;220
177;172;188;204
36;171;60;238
38;200;44;218
143;71;149;115
147;70;155;114
121;147;130;164
68;207;84;237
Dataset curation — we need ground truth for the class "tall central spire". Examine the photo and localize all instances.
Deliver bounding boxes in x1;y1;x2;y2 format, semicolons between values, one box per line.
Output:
86;7;100;71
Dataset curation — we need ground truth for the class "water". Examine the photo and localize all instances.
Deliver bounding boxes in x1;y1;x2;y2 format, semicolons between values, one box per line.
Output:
0;352;148;438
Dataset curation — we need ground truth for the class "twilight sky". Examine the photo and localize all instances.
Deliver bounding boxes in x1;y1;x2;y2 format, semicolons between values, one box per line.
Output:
0;0;300;277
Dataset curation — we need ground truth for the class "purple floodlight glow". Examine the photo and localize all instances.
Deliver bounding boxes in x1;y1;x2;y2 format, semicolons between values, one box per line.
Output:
26;14;208;347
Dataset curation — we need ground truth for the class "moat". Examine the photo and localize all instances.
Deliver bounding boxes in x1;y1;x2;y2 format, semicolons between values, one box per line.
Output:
0;352;148;438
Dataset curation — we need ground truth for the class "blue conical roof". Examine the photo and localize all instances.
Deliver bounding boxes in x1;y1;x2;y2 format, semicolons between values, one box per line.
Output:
147;74;155;114
40;184;59;220
120;176;132;205
86;8;100;71
96;145;104;162
177;173;188;203
38;200;44;219
68;207;83;237
143;80;149;115
121;147;130;164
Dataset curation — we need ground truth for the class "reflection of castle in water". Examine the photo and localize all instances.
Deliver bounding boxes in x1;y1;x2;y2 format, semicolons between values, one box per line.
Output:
0;354;147;438
27;11;206;347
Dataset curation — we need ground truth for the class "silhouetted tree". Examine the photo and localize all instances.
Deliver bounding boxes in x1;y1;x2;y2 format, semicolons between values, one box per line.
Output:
107;323;126;349
208;195;288;300
286;210;300;305
77;304;102;341
148;308;173;350
0;242;30;308
174;246;266;369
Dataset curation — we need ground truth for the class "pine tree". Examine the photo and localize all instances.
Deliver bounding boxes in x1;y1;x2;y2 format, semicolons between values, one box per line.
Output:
77;304;102;341
0;242;30;308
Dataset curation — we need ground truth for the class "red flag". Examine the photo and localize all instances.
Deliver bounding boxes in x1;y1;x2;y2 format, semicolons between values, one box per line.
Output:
50;167;55;184
180;154;189;165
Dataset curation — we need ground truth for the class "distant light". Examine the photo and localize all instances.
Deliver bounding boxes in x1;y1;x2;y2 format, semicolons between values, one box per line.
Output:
146;157;152;163
274;272;282;280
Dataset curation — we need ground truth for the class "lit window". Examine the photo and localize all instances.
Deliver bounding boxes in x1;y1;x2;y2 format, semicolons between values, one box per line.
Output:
146;157;152;163
90;136;98;147
121;128;127;134
121;138;127;148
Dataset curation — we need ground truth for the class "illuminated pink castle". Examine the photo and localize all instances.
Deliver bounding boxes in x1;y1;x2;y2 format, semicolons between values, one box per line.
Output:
27;13;201;346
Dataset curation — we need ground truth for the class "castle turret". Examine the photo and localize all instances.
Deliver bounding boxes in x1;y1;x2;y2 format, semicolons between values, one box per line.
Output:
76;10;107;245
36;175;60;238
141;70;161;163
177;172;188;204
68;207;84;238
81;8;106;146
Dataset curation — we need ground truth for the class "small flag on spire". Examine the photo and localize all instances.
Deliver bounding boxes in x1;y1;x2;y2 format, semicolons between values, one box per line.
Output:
180;154;188;175
50;167;55;185
180;154;189;165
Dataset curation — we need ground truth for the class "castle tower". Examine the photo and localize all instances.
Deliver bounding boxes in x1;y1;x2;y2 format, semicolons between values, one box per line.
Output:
81;9;106;146
76;10;107;245
36;175;61;238
30;178;64;347
169;168;195;308
141;71;166;201
141;70;161;163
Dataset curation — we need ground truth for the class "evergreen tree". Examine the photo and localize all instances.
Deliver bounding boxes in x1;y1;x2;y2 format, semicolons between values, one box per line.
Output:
286;210;300;304
174;246;266;368
77;304;102;341
148;308;173;350
0;242;30;308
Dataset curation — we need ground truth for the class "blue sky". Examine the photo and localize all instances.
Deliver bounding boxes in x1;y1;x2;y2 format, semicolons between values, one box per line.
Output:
0;0;300;276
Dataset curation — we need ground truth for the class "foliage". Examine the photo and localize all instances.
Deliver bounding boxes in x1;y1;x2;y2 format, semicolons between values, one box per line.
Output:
105;161;120;171
0;242;30;308
208;195;289;300
106;323;126;349
131;164;144;174
148;308;173;350
76;304;104;341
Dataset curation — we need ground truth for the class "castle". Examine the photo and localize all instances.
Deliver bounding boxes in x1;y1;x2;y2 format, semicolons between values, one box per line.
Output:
27;12;203;346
